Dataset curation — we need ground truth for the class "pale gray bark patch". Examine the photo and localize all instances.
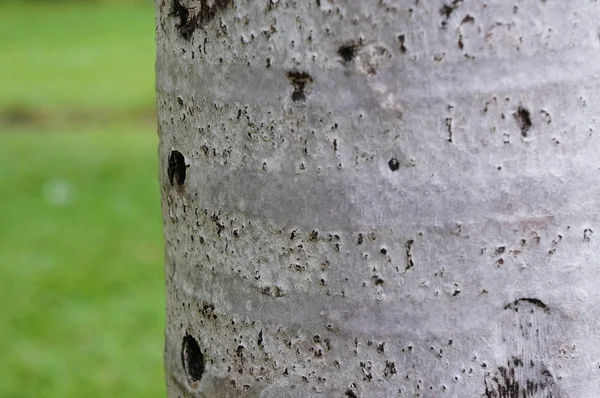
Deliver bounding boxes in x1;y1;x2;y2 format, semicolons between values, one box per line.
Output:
156;0;600;396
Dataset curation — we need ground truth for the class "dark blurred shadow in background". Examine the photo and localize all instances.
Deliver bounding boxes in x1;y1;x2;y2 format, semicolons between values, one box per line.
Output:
0;1;165;397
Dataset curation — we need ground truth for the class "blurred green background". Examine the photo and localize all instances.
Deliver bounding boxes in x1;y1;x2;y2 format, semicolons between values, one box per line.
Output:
0;1;165;397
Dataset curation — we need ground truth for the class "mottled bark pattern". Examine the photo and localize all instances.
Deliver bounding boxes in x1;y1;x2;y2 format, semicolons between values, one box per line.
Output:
156;0;600;396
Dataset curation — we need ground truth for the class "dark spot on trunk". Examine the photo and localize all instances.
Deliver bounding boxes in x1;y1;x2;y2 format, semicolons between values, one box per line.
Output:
398;35;407;53
345;390;357;398
236;344;245;358
338;42;360;63
484;360;555;397
170;0;232;40
257;329;263;346
287;71;313;102
405;239;415;270
440;0;463;26
168;150;187;186
261;285;284;297
384;361;397;378
210;213;224;236
505;298;549;313
388;158;400;171
461;15;474;24
446;117;453;142
514;106;532;137
182;334;205;382
584;228;593;242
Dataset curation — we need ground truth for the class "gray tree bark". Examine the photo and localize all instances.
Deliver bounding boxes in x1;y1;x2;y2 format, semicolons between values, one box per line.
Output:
156;1;600;396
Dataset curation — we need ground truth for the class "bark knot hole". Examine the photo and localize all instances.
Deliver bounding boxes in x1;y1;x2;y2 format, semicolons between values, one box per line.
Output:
182;334;205;382
168;150;187;186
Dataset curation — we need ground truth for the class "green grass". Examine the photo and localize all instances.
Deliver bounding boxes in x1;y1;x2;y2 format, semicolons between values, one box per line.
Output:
0;2;156;115
0;1;165;397
0;125;165;398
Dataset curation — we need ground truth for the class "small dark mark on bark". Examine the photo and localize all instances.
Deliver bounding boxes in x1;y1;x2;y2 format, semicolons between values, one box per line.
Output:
384;361;397;378
514;106;532;137
287;71;313;102
539;110;551;124
170;0;232;40
446;117;453;142
210;213;224;236
405;239;415;270
236;344;245;358
338;41;360;63
484;359;555;397
505;298;549;313
261;285;284;297
373;277;384;285
440;0;463;26
461;15;474;24
388;158;400;171
398;35;407;53
584;228;593;242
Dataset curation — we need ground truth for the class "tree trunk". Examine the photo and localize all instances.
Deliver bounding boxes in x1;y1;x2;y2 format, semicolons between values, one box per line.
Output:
156;1;600;396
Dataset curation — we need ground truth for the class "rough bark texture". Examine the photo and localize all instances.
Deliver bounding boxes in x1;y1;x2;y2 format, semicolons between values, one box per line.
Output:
156;1;600;396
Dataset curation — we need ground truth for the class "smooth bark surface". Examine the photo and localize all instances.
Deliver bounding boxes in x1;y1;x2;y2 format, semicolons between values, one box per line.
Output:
157;1;600;396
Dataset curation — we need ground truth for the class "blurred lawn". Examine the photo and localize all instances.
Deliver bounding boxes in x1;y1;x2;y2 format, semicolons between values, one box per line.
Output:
0;2;165;398
0;2;155;116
